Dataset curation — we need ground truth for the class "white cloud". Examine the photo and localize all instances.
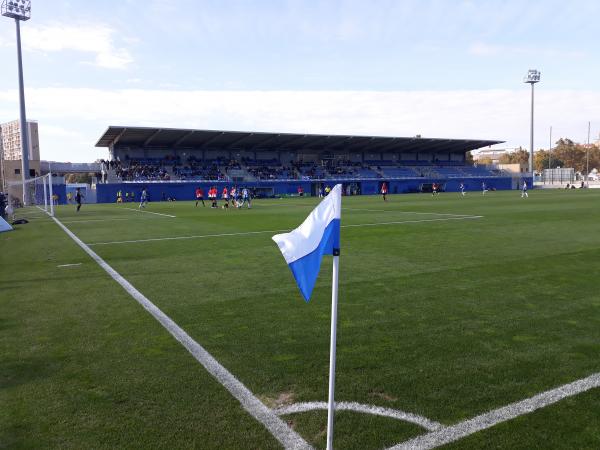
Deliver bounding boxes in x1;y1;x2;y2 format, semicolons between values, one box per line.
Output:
22;23;133;69
468;42;586;58
2;88;599;162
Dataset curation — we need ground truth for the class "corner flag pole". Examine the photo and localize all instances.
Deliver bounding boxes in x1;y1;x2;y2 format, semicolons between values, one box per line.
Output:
326;250;340;450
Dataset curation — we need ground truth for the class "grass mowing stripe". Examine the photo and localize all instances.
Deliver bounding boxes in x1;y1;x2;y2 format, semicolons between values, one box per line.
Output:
86;216;482;246
49;215;312;450
389;372;600;450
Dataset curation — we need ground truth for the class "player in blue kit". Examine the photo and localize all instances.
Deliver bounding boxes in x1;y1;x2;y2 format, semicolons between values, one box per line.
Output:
139;188;148;208
521;180;529;198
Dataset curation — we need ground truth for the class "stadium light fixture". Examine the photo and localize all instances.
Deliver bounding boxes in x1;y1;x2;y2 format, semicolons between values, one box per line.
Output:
524;69;540;178
2;0;32;205
1;0;31;20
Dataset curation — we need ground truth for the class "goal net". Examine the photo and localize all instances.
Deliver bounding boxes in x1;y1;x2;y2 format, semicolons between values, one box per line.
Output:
6;173;54;217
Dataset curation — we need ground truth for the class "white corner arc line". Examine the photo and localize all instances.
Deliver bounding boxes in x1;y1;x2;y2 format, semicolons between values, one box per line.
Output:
49;215;312;450
388;372;600;450
123;207;176;218
86;216;483;246
274;401;443;432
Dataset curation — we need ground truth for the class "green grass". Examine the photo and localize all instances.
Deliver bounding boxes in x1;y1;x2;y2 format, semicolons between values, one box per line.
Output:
1;189;599;449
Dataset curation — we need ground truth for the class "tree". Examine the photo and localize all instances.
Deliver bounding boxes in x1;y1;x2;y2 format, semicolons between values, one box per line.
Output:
498;153;512;164
498;148;529;165
65;173;93;184
586;145;600;173
552;139;586;172
534;149;564;172
476;157;493;165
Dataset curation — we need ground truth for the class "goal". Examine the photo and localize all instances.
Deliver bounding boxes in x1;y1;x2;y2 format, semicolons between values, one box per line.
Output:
6;173;54;217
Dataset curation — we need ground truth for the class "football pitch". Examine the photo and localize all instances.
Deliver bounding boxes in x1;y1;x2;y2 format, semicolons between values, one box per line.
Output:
2;189;599;449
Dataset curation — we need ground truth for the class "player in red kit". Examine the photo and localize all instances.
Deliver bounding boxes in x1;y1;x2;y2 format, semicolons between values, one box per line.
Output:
222;187;229;209
381;182;388;202
195;187;205;207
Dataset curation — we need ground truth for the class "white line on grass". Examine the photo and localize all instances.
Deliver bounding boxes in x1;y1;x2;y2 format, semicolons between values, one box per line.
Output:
344;208;388;212
50;215;312;450
254;202;476;217
57;263;82;268
87;229;289;246
274;401;443;432
61;218;148;224
86;215;483;246
123;207;176;218
401;211;476;217
388;372;600;450
342;216;483;229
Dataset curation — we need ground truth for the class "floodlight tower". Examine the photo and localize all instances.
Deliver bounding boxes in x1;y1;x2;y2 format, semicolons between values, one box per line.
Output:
524;69;540;178
1;0;32;205
586;121;590;184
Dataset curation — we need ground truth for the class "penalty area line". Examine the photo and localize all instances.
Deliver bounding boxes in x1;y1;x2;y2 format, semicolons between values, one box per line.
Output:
388;371;600;450
49;215;312;450
123;207;176;218
86;215;483;246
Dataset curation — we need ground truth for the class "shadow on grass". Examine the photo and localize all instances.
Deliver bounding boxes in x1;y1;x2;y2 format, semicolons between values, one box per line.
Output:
1;355;62;389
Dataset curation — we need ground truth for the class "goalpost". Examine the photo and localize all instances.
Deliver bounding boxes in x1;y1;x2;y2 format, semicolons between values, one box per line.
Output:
6;172;54;217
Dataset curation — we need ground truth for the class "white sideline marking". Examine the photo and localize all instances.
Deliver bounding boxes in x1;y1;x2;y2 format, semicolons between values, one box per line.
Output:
388;372;600;450
49;215;312;450
61;218;145;224
123;207;176;218
57;263;82;268
87;215;482;246
274;401;443;432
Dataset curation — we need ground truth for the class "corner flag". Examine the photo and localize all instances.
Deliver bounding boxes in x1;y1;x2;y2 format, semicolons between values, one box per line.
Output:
272;183;342;450
0;216;13;233
272;184;341;301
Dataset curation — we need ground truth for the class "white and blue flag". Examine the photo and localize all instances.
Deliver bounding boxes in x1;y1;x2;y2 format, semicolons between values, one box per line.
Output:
272;184;341;301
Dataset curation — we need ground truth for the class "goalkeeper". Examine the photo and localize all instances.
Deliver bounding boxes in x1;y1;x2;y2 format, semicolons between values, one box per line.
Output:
75;188;84;212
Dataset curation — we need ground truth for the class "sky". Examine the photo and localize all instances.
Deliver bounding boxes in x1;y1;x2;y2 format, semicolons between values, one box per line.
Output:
0;0;599;162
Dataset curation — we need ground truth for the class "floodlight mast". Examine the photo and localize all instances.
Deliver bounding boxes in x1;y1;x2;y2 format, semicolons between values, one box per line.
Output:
586;121;590;184
2;0;32;205
524;69;540;179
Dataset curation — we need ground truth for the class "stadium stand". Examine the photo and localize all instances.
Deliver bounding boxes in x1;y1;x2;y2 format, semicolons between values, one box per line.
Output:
93;127;521;201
